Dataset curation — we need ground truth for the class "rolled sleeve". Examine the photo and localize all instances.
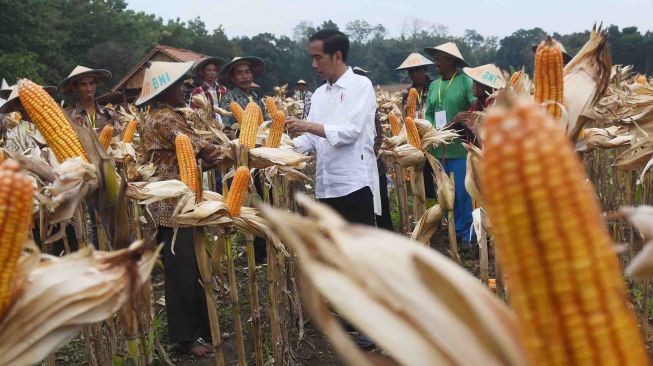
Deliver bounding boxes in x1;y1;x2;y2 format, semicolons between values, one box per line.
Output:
323;83;375;147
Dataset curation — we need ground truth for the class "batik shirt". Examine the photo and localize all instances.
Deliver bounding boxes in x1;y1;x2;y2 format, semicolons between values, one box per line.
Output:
142;103;207;227
218;87;266;127
64;101;120;135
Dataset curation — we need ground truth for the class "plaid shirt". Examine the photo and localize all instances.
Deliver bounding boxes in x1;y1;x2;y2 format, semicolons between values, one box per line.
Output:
191;81;227;109
143;103;207;227
218;87;266;127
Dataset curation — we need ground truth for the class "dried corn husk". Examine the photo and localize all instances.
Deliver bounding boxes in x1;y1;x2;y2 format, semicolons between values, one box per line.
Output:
563;24;612;139
621;206;653;278
411;204;443;244
261;195;527;366
426;155;454;210
575;126;631;152
380;144;425;167
0;240;160;366
463;143;483;205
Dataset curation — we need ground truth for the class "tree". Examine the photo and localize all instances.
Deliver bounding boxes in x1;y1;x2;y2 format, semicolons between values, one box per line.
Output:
496;28;548;73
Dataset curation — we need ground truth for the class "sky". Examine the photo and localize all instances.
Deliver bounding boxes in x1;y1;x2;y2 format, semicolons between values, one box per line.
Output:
126;0;653;39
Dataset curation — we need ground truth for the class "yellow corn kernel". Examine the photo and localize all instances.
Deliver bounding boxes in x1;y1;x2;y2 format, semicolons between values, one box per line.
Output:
509;71;522;86
122;120;138;143
18;79;88;162
265;97;278;116
388;112;401;137
481;100;649;366
266;110;286;148
405;117;421;149
534;37;564;120
635;74;648;85
230;101;245;125
226;166;250;217
175;134;198;193
239;102;260;149
405;87;418;119
0;149;4;163
98;125;114;150
0;160;34;323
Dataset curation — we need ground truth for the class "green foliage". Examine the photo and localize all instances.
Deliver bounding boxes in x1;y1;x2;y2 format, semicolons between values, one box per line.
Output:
1;1;651;97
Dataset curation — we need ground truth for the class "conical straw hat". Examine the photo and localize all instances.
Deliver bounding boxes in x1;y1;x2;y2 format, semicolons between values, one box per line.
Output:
58;65;112;94
424;42;470;67
135;61;195;106
296;79;308;85
0;79;12;99
462;64;506;89
396;53;434;70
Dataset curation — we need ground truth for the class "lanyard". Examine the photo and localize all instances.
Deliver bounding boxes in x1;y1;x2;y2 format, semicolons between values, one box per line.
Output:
437;73;457;108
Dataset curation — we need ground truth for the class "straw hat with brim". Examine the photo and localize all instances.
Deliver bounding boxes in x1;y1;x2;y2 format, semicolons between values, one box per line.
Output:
424;42;470;67
218;57;265;86
296;79;308;85
396;52;434;70
531;42;573;64
352;66;368;76
0;79;10;99
194;56;227;74
135;61;195;106
58;65;112;94
0;84;56;113
462;64;506;90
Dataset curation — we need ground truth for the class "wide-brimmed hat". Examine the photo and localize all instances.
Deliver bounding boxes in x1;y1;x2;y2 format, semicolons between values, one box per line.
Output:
462;64;506;90
396;52;434;70
424;42;470;67
218;57;265;86
531;40;573;64
352;66;368;76
0;79;11;99
135;61;195;106
0;83;57;113
194;56;227;74
296;79;308;85
58;65;112;94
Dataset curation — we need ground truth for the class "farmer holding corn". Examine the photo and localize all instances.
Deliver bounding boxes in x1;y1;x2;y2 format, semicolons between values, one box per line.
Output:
423;42;476;248
136;61;223;357
59;65;120;132
397;52;434;116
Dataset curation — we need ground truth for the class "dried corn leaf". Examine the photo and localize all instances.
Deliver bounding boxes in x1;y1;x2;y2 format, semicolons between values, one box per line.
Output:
463;143;483;206
426;155;454;210
411;204;443;244
261;195;527;366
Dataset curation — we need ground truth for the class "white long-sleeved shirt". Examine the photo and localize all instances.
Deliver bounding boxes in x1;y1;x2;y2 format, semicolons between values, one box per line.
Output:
293;67;381;215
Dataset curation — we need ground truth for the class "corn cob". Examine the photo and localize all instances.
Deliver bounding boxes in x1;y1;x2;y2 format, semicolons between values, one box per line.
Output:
635;74;647;85
122;120;138;143
265;97;278;116
0;160;34;323
98;125;113;150
534;37;564;120
266;110;286;148
175;134;198;193
239;102;259;149
405;88;418;119
230;101;245;125
226;166;250;217
0;149;4;163
481;100;649;366
18;79;88;162
509;71;522;86
388;112;401;136
405;117;421;149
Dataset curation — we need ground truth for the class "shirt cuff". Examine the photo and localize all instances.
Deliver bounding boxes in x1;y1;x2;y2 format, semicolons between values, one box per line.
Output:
323;124;341;146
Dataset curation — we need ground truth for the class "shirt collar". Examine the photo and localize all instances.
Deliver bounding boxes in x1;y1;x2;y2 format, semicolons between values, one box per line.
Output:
203;81;219;90
327;67;354;89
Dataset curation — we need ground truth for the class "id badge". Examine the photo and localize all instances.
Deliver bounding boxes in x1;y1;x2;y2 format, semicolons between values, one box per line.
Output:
435;110;447;128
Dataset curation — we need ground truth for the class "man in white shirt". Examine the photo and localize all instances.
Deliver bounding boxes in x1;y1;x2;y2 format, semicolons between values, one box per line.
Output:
286;28;380;227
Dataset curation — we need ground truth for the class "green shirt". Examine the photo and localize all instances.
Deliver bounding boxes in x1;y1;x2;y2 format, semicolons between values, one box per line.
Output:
425;73;476;158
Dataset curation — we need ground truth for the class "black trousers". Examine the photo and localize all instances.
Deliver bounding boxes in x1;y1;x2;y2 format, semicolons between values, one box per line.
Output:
157;227;211;344
375;164;394;232
423;162;436;199
319;186;375;227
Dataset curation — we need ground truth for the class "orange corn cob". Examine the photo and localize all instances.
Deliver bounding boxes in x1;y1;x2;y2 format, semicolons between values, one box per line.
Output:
239;102;259;149
175;134;198;193
388;112;401;136
122;120;138;143
0;149;4;163
481;100;649;366
0;161;34;323
509;71;522;86
265;97;278;116
18;79;88;162
226;166;250;217
98;125;113;150
405;88;418;119
635;74;648;85
230;101;245;125
405;117;421;148
534;37;564;120
266;110;286;148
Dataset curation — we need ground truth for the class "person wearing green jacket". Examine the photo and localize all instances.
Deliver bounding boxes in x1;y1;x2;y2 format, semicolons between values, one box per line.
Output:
423;42;476;248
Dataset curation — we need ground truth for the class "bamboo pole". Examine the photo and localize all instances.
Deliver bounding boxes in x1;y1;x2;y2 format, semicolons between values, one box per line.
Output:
394;163;410;234
264;176;283;363
245;233;264;366
226;232;247;366
410;164;426;225
447;172;461;264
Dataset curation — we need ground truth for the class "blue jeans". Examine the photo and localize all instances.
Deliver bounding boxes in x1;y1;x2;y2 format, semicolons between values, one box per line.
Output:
441;157;475;244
